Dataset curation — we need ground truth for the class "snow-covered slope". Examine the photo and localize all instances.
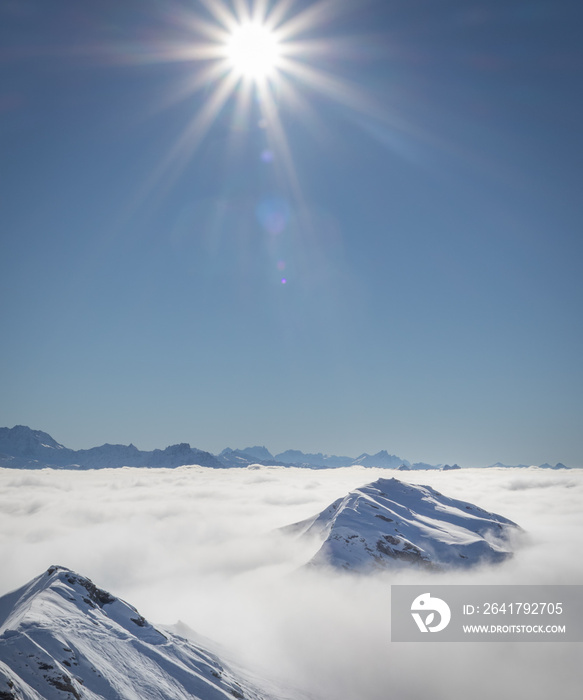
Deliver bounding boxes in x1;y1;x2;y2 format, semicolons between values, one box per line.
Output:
0;566;274;700
285;478;520;572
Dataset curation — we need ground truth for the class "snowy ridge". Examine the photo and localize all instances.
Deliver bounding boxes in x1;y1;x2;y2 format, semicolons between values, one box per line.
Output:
0;566;274;700
285;478;520;572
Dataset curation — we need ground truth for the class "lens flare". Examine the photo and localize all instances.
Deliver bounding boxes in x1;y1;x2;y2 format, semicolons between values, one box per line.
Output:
256;196;290;235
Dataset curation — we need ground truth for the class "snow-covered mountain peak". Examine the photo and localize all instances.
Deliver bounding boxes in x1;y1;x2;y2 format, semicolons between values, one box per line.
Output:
285;477;521;572
0;567;272;699
0;565;165;649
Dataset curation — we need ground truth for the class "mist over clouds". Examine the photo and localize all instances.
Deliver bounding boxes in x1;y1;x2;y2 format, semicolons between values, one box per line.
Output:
1;466;581;699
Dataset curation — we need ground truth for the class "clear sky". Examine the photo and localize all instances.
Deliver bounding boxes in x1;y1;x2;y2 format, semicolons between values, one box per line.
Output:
1;0;582;466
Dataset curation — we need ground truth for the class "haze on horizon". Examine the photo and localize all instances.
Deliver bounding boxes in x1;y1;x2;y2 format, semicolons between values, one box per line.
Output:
1;0;582;467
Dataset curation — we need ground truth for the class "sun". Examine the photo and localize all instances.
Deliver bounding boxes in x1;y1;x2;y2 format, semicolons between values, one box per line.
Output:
226;22;281;81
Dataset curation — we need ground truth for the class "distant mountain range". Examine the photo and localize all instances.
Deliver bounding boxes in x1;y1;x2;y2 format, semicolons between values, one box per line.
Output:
0;566;275;700
0;426;223;470
0;425;571;471
283;477;521;571
219;446;417;470
487;461;568;470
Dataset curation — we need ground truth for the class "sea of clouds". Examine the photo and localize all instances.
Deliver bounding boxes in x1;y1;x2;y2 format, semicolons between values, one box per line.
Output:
1;465;582;699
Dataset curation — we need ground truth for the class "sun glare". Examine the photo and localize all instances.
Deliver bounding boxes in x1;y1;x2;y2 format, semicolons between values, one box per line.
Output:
226;22;281;80
129;0;378;213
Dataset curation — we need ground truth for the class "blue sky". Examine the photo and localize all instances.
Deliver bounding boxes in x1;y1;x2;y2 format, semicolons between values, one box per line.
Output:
1;0;582;466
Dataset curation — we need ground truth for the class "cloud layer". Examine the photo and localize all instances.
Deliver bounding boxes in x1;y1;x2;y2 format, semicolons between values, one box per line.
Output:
1;466;581;699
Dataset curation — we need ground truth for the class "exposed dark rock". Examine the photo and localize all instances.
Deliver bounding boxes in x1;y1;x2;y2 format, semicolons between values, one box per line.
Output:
45;673;81;699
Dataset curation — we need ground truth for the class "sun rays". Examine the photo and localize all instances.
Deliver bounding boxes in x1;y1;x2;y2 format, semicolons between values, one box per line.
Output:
137;0;378;201
95;0;397;290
